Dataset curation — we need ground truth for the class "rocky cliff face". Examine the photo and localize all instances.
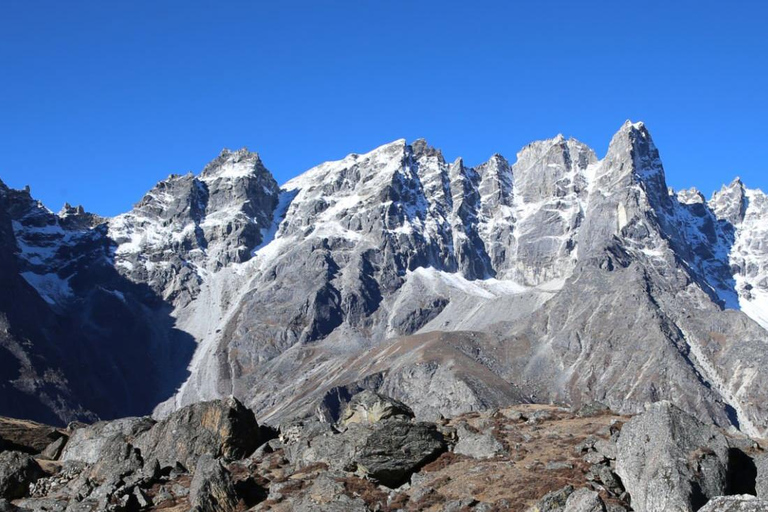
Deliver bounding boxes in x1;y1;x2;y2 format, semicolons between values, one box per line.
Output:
1;123;767;440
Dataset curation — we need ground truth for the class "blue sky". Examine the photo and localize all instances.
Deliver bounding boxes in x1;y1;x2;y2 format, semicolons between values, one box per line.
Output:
1;1;766;216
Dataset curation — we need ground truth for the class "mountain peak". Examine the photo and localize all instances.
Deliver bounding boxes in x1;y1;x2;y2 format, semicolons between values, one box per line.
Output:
710;177;749;224
716;177;746;195
58;203;85;216
677;187;706;205
200;147;266;182
604;120;662;179
410;138;444;162
621;119;645;130
220;147;258;160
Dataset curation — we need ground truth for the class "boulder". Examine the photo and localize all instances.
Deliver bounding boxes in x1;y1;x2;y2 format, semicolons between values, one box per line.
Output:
86;437;143;485
699;495;768;511
356;419;446;487
59;416;154;464
453;424;505;459
574;401;611;418
288;473;369;512
281;419;335;465
339;390;414;428
564;488;606;512
298;422;371;472
189;455;237;512
136;397;261;469
0;499;19;511
61;437;145;510
754;452;768;500
585;461;624;497
529;485;574;511
445;498;480;511
39;436;67;461
0;451;44;500
615;401;729;512
298;416;447;487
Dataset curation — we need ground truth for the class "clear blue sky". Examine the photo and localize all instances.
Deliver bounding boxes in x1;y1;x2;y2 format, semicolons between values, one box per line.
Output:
1;1;766;216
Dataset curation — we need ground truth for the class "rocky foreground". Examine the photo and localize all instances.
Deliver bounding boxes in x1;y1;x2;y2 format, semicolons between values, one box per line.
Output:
0;392;766;512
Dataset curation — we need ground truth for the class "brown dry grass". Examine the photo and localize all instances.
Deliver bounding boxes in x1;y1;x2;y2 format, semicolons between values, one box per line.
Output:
335;475;390;508
404;404;628;511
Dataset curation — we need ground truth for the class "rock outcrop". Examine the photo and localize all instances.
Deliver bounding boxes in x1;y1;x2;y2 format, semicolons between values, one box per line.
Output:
354;419;446;487
754;452;768;500
338;390;414;428
616;402;730;512
563;488;606;512
189;455;238;512
0;452;43;500
453;423;505;459
135;397;261;470
60;416;154;464
699;495;768;512
5;394;768;511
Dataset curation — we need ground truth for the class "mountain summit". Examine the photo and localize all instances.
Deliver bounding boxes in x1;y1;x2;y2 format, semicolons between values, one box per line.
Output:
1;122;767;438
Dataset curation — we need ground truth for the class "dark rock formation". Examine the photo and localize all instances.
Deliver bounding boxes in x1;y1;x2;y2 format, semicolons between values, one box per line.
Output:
135;397;260;469
0;451;43;500
189;455;237;512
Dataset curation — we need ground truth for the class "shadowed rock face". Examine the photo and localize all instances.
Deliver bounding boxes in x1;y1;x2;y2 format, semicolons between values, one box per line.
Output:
0;149;277;424
0;451;44;500
1;124;768;440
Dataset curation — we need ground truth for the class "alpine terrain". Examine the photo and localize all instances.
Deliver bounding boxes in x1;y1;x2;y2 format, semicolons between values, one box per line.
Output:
1;121;768;511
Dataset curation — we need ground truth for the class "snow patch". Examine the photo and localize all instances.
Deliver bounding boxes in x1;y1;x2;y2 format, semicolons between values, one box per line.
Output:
252;189;297;256
20;272;73;305
408;267;529;299
739;288;768;332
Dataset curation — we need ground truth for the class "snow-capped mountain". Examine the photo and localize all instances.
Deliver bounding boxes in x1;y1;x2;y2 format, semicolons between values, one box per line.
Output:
1;121;767;437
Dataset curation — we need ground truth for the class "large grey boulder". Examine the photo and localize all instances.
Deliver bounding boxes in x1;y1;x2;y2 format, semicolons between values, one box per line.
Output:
189;455;237;512
530;485;574;511
39;437;66;461
339;390;413;428
287;473;369;512
298;422;371;472
615;402;729;512
699;495;768;511
453;423;505;459
136;397;260;469
59;416;153;464
0;451;44;500
296;417;446;488
85;437;144;486
355;419;446;487
64;438;145;510
564;489;606;512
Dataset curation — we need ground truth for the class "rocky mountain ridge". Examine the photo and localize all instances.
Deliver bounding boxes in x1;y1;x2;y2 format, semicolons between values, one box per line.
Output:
1;121;767;442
